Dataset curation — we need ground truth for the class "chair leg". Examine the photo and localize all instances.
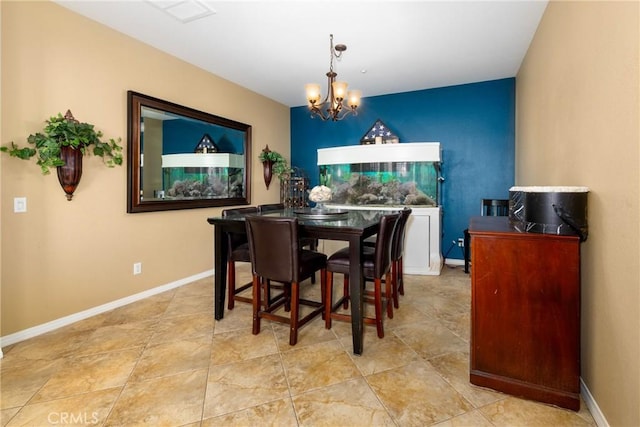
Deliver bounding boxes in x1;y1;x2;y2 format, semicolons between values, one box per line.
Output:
252;275;262;335
464;229;470;274
325;271;333;329
263;279;272;311
343;275;350;309
283;282;291;312
385;271;394;319
398;257;405;296
227;260;236;310
391;261;400;309
289;281;300;345
373;278;384;338
320;269;327;320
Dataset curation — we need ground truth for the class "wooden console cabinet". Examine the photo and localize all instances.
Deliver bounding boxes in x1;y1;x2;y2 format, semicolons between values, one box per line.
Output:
469;216;581;410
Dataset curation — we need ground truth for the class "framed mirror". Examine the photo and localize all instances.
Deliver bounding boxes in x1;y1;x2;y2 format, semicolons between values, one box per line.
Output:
127;91;251;213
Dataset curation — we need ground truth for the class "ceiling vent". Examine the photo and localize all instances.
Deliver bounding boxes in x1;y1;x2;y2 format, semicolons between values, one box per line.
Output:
147;0;216;23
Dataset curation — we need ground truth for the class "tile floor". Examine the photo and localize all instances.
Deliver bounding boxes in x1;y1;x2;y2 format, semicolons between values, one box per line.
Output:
1;264;596;426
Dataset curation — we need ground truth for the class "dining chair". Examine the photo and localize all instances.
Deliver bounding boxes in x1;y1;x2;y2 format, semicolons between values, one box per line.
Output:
222;207;258;310
258;203;319;250
245;215;327;346
363;207;411;305
324;212;399;338
390;207;412;302
463;198;509;273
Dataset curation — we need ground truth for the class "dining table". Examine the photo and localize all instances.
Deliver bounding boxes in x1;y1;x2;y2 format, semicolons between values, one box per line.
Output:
207;207;392;355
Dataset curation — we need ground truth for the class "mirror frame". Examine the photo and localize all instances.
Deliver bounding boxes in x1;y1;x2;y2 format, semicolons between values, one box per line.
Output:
127;91;252;213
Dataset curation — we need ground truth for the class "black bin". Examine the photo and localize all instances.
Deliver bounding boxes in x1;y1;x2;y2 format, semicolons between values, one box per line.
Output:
509;186;589;241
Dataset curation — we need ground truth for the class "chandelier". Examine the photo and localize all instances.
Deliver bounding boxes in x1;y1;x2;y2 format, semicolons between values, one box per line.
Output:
305;34;361;121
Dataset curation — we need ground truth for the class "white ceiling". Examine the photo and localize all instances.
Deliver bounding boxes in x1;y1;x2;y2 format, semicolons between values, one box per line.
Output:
55;0;548;107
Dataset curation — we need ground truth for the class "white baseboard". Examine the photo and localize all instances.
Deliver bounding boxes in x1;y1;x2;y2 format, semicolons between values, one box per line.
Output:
581;378;609;427
0;270;213;352
444;258;464;267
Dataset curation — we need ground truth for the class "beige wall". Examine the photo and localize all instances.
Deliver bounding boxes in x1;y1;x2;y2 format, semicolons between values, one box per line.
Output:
1;1;289;335
516;1;639;425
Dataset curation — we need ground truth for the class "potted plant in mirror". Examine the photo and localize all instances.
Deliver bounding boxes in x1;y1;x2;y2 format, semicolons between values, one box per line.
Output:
258;145;292;189
1;110;123;200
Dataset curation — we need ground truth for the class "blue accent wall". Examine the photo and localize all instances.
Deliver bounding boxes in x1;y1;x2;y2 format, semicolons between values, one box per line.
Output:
290;78;515;260
163;119;244;154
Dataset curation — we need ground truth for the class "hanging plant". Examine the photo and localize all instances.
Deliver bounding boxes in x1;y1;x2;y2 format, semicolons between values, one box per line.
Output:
1;110;123;199
258;145;292;188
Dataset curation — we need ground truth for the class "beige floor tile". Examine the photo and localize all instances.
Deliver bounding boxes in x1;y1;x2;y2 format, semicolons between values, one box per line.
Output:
0;358;66;409
6;388;120;427
164;294;213;318
408;291;469;318
129;335;212;382
431;409;494;427
1;407;20;427
479;396;595;426
101;292;173;326
203;354;289;418
201;398;298;427
281;340;361;396
272;316;338;352
76;320;157;356
428;351;504;408
393;318;468;360
149;311;214;344
213;303;255;334
436;310;470;343
338;332;420;376
292;377;395;426
1;329;92;363
30;347;142;403
105;369;207;426
384;302;435;329
209;327;278;366
174;277;214;299
367;360;474;426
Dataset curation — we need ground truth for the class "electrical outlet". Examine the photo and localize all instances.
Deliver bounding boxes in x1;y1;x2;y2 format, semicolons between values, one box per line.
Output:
457;238;464;248
133;262;142;275
14;197;27;213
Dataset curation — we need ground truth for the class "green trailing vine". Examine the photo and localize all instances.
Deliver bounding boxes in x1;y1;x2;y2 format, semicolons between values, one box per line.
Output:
1;110;123;174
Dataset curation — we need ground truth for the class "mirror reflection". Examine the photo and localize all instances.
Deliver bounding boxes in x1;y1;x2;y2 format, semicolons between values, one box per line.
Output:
127;91;251;213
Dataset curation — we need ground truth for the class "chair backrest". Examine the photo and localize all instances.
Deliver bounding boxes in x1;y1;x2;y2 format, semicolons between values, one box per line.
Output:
222;207;258;251
391;208;412;261
245;216;301;283
481;199;509;217
372;213;400;278
258;203;285;213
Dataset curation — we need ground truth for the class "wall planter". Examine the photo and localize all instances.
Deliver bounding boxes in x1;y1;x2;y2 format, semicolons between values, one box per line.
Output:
57;144;84;200
1;110;123;200
258;145;291;190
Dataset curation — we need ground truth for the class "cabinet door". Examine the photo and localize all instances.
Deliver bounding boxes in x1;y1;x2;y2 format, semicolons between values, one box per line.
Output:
470;231;580;409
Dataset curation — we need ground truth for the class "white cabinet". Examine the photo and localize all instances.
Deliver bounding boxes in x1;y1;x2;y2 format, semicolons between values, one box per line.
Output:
325;204;442;275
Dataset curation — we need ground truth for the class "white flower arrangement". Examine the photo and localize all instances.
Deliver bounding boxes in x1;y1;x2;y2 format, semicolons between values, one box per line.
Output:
309;185;332;203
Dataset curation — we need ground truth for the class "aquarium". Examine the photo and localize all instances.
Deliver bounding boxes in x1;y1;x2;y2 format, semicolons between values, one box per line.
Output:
160;153;244;199
317;143;441;206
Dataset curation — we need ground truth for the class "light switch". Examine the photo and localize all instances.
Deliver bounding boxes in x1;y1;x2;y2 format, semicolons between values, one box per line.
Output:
14;197;27;213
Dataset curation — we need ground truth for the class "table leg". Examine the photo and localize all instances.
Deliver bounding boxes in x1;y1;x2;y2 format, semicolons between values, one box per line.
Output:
214;225;228;320
348;236;364;355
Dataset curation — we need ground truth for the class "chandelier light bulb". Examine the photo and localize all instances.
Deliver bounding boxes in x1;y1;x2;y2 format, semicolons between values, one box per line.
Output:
305;83;321;104
347;90;361;108
332;81;348;100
